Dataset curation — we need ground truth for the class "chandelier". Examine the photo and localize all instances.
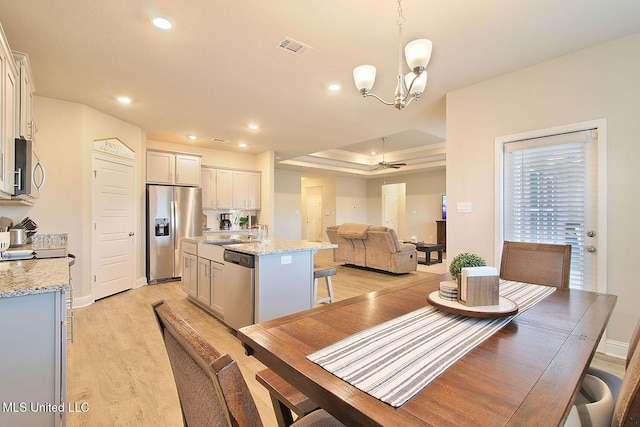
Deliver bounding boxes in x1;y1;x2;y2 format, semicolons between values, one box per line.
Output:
353;0;432;110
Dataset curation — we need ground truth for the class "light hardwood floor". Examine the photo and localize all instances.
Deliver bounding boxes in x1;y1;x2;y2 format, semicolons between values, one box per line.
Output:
66;249;623;426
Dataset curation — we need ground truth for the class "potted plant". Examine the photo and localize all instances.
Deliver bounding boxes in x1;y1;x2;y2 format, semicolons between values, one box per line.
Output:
449;252;487;282
239;216;249;229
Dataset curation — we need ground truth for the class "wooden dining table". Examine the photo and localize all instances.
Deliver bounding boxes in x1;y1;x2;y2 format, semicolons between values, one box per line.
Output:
237;274;617;426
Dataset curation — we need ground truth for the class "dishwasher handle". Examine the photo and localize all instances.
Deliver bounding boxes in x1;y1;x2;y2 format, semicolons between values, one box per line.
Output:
223;250;255;268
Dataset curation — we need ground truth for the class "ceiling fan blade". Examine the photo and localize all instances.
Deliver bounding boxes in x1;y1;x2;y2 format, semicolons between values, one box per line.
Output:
390;163;406;167
390;165;402;169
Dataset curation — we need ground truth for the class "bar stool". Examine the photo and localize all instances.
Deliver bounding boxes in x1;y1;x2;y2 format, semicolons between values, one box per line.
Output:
313;267;336;305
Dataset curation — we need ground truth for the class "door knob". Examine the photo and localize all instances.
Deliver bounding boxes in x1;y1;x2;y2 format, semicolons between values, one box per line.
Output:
586;245;596;253
129;232;135;236
587;230;596;237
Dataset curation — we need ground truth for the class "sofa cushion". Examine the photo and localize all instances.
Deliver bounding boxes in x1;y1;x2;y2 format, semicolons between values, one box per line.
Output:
337;223;371;239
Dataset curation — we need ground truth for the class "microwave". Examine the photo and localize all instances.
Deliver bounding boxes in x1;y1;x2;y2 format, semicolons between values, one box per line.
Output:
14;138;46;199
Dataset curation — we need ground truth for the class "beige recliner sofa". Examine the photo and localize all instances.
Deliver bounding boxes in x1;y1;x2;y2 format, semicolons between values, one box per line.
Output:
326;223;417;274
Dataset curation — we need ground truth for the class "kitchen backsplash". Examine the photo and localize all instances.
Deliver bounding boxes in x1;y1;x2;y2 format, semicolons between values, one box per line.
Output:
32;233;68;245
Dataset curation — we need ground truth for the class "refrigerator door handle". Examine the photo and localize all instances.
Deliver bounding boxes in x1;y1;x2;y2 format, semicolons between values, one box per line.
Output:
170;200;176;251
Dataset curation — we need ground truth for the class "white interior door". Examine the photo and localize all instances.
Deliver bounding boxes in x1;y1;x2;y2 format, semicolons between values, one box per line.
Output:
306;195;322;242
92;156;135;300
382;185;399;232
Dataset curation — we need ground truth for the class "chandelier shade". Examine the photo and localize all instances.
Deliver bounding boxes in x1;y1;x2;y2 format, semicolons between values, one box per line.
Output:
404;71;427;96
353;65;377;93
405;39;432;71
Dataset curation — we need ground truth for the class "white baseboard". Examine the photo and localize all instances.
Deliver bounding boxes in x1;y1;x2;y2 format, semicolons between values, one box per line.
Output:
72;294;94;308
604;338;628;360
72;277;148;308
134;277;148;289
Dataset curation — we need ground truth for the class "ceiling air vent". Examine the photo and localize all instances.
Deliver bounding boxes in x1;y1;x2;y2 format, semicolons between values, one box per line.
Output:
275;37;313;56
210;137;230;144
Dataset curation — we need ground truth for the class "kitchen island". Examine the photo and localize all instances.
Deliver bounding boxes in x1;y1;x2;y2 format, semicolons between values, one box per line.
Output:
182;235;336;329
0;256;70;427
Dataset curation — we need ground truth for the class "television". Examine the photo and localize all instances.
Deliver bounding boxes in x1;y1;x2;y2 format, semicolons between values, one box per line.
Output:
442;194;447;220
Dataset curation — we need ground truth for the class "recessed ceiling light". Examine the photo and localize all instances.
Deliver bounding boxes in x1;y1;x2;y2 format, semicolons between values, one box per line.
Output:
248;124;259;131
152;16;173;30
117;96;132;105
328;83;341;92
370;151;377;156
238;143;247;148
187;135;197;141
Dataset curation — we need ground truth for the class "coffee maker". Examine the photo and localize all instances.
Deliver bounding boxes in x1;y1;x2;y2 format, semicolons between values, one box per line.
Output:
219;213;232;230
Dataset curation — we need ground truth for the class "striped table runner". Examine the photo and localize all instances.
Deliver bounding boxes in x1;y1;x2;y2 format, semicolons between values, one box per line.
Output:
307;280;555;407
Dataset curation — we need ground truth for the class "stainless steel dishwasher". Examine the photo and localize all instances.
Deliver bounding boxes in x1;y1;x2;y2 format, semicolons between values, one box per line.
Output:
222;250;255;330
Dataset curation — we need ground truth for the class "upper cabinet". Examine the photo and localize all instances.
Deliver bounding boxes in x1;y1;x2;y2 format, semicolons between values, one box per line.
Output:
216;169;233;209
232;171;261;209
0;26;18;197
201;167;260;210
201;167;216;209
146;150;201;186
12;51;35;141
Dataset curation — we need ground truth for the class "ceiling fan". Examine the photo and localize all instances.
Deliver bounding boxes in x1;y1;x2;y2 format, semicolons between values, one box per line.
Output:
374;138;406;170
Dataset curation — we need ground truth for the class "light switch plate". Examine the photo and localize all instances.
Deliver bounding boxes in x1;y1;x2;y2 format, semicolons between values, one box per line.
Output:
457;202;472;213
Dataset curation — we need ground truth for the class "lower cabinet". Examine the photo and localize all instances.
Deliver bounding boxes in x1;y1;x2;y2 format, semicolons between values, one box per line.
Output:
187;243;226;321
0;290;67;427
181;253;198;298
210;259;225;317
197;258;211;306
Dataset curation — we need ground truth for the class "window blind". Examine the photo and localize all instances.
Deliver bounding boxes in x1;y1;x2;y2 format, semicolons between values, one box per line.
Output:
503;130;594;289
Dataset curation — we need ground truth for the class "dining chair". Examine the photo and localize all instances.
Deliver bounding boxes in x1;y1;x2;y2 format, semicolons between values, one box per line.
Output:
565;324;640;427
588;319;640;402
499;241;572;288
152;300;345;427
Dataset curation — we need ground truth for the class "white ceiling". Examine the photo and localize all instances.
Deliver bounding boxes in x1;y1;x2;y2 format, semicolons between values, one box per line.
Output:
1;0;640;176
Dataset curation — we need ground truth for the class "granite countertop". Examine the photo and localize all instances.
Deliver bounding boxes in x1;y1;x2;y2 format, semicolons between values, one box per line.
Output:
223;239;337;256
0;257;70;298
184;236;337;256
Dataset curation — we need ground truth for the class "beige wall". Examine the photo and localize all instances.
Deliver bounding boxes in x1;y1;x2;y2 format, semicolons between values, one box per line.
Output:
147;139;259;171
274;169;302;240
286;169;446;243
336;176;368;225
367;170;446;242
0;96;146;305
446;32;640;353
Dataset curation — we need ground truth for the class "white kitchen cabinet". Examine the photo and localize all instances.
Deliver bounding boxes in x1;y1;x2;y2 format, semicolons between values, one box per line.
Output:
232;171;261;209
0;290;67;427
194;243;225;318
175;154;200;186
0;27;17;197
181;252;198;298
197;257;211;306
12;51;35;141
196;257;224;316
210;259;225;316
146;150;201;186
146;151;174;184
200;167;216;209
216;169;233;209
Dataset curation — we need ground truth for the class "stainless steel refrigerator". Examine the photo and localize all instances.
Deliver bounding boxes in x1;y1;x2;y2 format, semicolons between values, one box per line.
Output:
146;185;202;283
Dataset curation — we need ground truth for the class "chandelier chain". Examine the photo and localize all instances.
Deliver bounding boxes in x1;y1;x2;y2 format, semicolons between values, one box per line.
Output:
397;0;405;27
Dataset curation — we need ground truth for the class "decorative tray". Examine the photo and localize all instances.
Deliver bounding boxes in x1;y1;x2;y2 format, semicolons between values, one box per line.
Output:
427;291;519;318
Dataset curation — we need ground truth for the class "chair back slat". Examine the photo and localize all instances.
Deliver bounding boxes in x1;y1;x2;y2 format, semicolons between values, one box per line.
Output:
499;241;571;288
